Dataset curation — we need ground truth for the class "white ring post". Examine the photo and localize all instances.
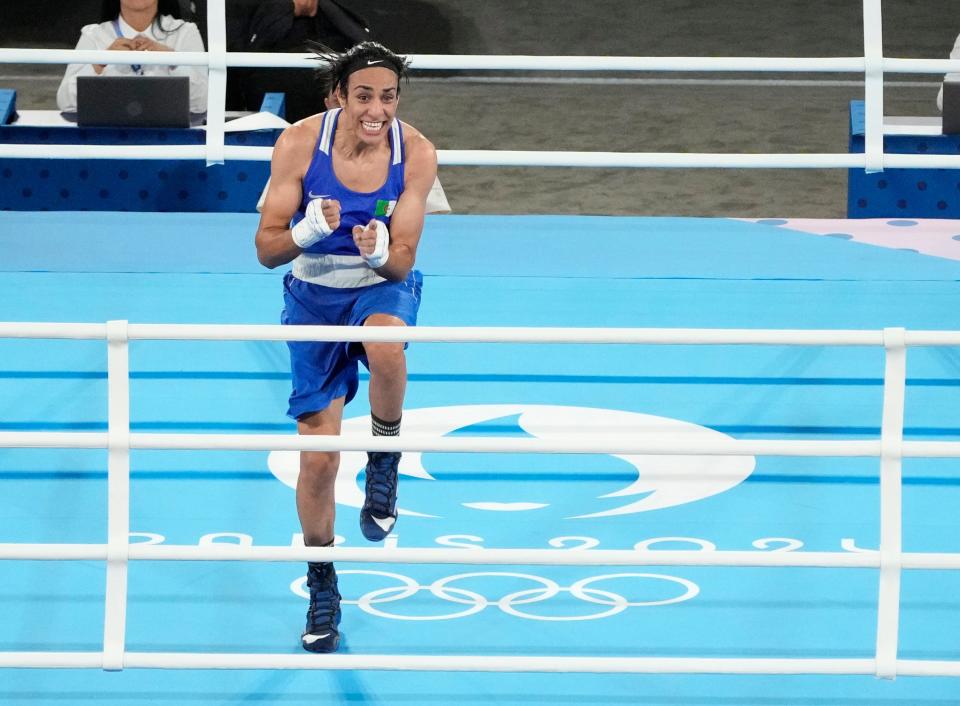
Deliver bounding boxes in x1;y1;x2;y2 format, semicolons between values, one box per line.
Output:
204;0;228;166
102;320;131;671
875;326;906;679
862;0;885;174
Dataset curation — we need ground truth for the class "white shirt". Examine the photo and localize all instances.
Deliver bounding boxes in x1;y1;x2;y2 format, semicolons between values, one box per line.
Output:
57;15;208;113
937;33;960;112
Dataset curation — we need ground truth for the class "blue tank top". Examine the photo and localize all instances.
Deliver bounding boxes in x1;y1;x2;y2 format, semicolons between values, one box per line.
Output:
293;108;405;256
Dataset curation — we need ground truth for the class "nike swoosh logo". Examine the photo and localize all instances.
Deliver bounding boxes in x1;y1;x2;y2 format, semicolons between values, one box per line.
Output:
307;192;329;200
303;633;330;644
373;515;395;532
367;60;383;65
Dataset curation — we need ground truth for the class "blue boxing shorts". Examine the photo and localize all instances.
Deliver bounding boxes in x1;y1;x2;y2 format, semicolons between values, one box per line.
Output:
282;270;423;420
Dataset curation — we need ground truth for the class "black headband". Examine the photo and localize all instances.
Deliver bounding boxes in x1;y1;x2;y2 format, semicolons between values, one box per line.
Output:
336;55;404;92
313;41;410;98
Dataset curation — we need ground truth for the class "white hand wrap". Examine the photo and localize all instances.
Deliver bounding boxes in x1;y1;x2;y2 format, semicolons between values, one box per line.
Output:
290;198;334;249
362;219;390;269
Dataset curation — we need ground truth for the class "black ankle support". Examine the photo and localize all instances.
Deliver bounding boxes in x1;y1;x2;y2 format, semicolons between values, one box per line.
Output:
371;413;401;436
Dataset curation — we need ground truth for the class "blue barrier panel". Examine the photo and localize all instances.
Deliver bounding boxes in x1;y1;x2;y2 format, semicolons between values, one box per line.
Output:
0;98;284;212
848;100;960;218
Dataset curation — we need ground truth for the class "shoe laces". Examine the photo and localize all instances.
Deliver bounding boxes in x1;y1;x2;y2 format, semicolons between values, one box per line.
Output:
365;451;400;514
306;564;340;631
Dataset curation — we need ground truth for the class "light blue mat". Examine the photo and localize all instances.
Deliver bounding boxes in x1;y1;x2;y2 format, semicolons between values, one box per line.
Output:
0;212;958;704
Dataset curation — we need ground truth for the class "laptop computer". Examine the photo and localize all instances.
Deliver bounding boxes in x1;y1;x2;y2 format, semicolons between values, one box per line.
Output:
77;76;191;128
942;80;960;134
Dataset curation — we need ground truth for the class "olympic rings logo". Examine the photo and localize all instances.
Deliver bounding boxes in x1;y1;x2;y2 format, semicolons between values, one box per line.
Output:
291;571;700;621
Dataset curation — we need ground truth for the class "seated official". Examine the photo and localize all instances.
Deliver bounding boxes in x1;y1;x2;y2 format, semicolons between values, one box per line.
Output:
57;0;208;114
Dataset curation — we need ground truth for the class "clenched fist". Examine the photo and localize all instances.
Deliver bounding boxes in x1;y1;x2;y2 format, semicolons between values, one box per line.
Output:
352;219;390;268
291;197;340;248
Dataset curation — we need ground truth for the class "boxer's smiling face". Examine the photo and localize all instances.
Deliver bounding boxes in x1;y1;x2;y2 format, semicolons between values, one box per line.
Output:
337;67;399;146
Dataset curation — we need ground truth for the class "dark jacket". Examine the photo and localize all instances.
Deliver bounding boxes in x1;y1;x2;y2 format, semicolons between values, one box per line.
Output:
223;0;374;121
227;0;371;53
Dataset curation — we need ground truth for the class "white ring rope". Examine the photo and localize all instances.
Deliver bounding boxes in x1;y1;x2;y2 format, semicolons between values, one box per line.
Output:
3;652;960;675
5;49;960;73
1;544;959;570
2;0;960;167
3;321;960;344
6;145;960;170
3;431;960;458
0;320;959;677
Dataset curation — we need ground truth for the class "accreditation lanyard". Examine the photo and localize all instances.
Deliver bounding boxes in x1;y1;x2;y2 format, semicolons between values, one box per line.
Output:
111;19;143;75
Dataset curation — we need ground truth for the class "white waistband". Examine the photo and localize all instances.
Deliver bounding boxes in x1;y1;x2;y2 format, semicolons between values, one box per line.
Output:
292;252;386;288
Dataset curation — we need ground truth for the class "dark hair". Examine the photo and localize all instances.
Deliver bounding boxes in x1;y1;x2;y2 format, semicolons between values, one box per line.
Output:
99;0;185;36
312;41;410;98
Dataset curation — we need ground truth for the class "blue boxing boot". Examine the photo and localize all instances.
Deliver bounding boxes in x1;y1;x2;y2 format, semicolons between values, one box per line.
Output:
301;561;341;653
359;451;401;541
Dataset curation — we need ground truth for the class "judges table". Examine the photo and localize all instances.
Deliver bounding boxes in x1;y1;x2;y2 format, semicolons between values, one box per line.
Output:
848;99;960;218
0;108;285;212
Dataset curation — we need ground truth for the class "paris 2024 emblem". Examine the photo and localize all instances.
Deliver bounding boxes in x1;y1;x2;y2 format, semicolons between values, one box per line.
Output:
267;404;756;520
